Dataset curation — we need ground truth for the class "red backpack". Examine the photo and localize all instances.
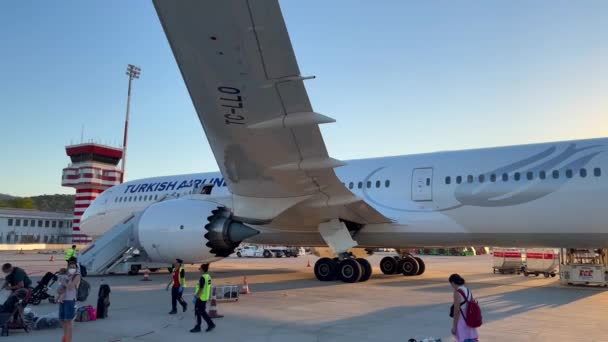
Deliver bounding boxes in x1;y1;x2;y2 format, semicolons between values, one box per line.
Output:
457;288;482;328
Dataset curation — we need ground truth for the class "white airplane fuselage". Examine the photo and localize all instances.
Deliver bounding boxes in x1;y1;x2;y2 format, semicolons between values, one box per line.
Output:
81;137;608;257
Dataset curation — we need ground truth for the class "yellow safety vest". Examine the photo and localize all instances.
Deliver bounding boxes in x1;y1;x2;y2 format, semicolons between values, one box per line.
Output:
178;265;187;288
195;273;211;301
65;248;76;261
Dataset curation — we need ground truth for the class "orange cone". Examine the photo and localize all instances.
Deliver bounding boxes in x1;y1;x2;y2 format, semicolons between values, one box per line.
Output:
208;287;223;318
240;276;251;295
306;259;311;267
49;255;54;262
141;268;150;281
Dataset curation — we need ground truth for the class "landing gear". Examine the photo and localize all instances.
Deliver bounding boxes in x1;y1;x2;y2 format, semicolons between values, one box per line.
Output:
380;256;399;274
357;258;372;282
337;259;362;283
314;257;337;281
379;255;426;277
400;255;420;276
314;257;372;283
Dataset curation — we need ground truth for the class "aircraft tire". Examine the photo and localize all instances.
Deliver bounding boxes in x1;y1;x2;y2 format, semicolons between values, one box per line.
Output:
400;256;420;276
414;257;425;275
380;256;399;275
357;258;372;282
314;257;337;281
338;259;363;283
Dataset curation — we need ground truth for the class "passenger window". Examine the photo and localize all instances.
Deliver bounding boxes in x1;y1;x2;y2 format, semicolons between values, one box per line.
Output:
426;178;431;186
467;175;473;183
375;180;381;188
566;169;573;178
367;181;371;188
385;180;390;188
526;171;533;180
490;174;496;182
502;173;508;182
456;176;462;184
539;171;546;180
594;168;602;177
552;170;559;179
358;182;363;189
514;172;521;181
348;182;354;189
154;195;158;200
580;168;587;178
478;175;485;183
445;176;451;185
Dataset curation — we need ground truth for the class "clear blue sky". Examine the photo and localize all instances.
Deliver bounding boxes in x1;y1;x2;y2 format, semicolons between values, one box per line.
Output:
1;1;607;196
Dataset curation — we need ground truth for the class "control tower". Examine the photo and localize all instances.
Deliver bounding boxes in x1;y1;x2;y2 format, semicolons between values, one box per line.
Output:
62;143;123;243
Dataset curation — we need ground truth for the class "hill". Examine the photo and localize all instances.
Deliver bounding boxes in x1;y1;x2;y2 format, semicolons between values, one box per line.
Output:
0;194;75;213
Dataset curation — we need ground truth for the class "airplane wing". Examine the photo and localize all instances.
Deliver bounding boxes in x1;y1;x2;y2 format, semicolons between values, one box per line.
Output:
153;0;390;225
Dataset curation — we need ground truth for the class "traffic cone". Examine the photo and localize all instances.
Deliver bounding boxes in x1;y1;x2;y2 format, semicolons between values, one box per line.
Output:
49;255;54;262
208;287;223;318
240;276;251;295
306;259;311;267
141;268;150;281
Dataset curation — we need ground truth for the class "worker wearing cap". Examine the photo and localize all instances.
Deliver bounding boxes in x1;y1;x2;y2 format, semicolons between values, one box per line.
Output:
190;263;215;333
64;245;77;265
168;258;187;314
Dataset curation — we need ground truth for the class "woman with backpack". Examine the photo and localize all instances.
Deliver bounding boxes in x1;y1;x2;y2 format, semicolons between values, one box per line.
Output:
57;261;81;342
449;274;479;342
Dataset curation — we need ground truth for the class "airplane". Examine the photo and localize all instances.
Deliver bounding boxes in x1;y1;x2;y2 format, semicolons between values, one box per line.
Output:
80;0;608;283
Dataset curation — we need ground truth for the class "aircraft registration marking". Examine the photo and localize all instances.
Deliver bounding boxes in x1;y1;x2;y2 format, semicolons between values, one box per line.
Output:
218;86;246;125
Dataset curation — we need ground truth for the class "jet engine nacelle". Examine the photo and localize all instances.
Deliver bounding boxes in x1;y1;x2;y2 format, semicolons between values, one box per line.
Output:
135;198;259;263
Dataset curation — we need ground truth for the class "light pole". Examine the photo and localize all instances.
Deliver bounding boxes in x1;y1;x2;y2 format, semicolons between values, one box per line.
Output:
121;64;141;183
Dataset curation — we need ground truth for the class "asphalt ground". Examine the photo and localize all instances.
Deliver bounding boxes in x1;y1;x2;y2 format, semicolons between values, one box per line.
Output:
2;251;608;341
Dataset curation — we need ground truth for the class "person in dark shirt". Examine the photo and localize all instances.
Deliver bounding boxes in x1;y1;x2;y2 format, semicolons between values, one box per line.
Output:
168;259;187;314
2;263;32;291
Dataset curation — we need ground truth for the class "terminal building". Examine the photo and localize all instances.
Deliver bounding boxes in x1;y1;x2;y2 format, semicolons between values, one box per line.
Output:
0;208;73;244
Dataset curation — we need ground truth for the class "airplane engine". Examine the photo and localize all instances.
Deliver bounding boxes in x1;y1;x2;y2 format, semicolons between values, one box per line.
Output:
135;198;259;263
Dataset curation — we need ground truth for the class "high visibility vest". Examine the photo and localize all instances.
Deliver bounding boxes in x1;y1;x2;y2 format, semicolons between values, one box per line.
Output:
65;248;76;261
195;273;211;301
178;266;187;288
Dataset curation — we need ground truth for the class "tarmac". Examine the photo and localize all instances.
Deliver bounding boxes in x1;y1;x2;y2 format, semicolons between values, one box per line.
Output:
3;251;608;341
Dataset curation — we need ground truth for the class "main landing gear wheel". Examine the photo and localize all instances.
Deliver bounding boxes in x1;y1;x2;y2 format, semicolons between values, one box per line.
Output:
338;259;363;283
357;258;372;282
314;257;337;281
380;256;399;275
413;257;426;275
400;256;420;276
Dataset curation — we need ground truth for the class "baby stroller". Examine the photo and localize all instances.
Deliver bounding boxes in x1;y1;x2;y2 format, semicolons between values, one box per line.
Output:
28;272;58;305
0;288;32;336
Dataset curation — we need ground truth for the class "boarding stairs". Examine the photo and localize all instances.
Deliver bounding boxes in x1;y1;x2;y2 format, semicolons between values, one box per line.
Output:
78;214;140;275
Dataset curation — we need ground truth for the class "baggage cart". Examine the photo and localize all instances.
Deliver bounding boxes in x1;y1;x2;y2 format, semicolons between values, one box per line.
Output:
523;248;559;278
560;249;608;286
492;248;524;274
214;285;239;302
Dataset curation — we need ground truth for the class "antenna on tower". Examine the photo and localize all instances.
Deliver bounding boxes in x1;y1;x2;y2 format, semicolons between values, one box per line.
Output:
80;125;85;144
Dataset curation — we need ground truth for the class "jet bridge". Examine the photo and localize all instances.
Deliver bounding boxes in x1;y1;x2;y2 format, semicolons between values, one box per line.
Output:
78;213;169;275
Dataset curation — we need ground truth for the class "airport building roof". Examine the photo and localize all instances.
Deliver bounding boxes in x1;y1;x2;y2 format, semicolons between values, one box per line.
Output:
0;208;73;219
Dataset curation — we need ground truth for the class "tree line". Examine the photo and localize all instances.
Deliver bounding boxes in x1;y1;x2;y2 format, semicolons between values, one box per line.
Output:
0;194;75;213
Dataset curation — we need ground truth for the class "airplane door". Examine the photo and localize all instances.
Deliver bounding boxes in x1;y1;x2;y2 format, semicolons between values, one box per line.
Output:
411;168;433;201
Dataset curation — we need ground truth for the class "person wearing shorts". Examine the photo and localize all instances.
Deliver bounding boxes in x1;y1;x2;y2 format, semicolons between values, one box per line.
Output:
57;261;80;342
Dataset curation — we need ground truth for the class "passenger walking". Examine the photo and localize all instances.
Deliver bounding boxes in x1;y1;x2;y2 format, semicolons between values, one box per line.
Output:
190;263;215;333
168;258;188;314
449;274;479;342
1;263;32;291
65;245;77;265
57;261;81;342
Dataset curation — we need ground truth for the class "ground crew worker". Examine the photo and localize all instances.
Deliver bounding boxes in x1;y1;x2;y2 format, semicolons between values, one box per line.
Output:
64;245;77;265
190;263;215;333
168;258;188;314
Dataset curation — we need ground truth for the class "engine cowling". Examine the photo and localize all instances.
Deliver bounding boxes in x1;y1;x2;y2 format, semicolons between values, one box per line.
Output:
135;198;259;263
